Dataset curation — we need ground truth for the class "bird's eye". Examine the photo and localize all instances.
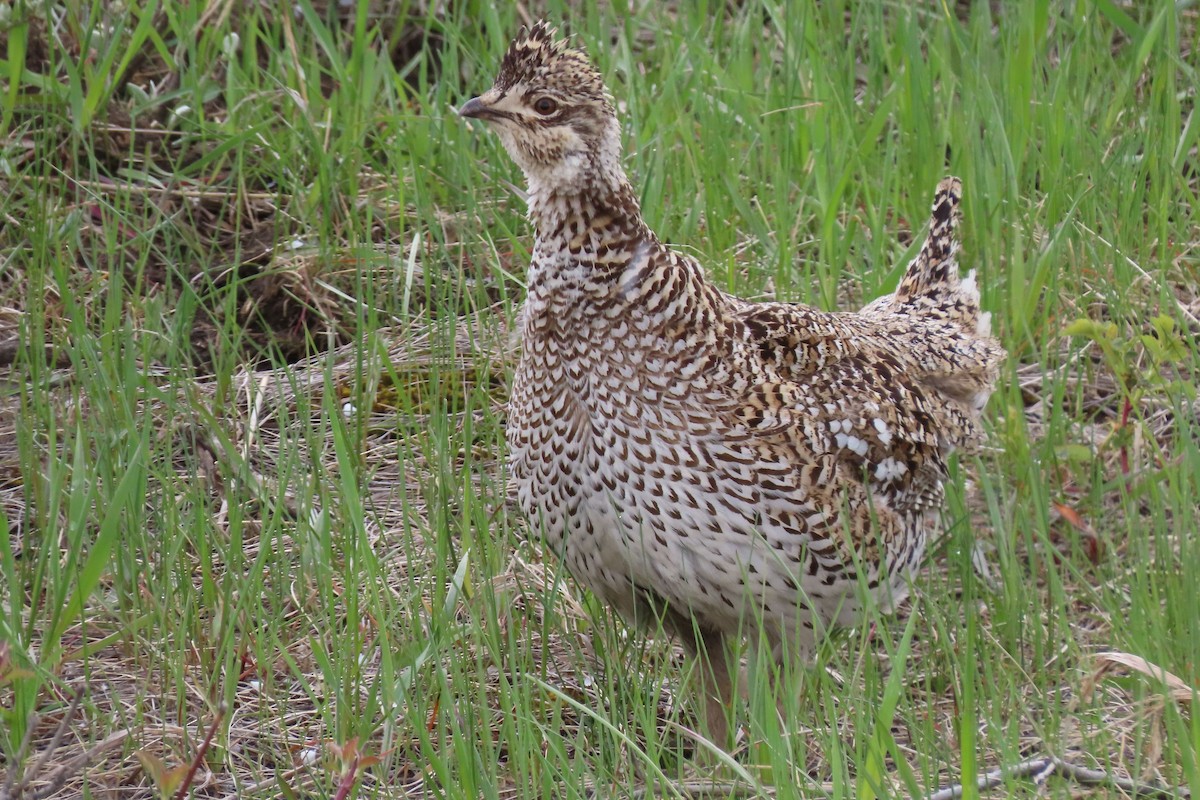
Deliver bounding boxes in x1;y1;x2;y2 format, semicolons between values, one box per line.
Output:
533;96;558;115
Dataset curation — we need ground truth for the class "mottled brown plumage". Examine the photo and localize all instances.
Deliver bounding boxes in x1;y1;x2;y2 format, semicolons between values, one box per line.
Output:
461;22;1005;746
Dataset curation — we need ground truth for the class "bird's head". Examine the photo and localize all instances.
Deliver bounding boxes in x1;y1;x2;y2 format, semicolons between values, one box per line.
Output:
459;22;624;197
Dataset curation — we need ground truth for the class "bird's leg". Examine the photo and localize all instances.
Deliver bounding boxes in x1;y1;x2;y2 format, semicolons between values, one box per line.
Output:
755;624;817;735
679;624;736;751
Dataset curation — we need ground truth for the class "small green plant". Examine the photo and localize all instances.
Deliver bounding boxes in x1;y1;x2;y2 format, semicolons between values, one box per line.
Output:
1065;313;1194;471
133;751;191;800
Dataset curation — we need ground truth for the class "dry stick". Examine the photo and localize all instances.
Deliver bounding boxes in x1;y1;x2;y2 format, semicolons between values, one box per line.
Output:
616;755;1191;800
16;174;282;202
620;780;767;799
331;760;361;800
173;704;228;800
926;755;1189;800
29;729;132;800
0;707;39;800
19;691;85;794
2;689;86;800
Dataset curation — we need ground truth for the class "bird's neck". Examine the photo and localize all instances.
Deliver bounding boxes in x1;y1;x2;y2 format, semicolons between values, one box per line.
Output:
522;128;653;256
520;155;733;363
528;172;650;253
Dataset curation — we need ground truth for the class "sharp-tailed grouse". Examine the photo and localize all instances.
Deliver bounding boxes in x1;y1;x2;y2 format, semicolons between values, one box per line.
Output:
460;21;1005;746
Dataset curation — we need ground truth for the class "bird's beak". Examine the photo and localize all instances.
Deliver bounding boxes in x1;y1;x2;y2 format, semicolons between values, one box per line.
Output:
458;96;494;120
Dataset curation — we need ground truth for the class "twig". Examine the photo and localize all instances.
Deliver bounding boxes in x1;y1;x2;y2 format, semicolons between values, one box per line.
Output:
29;729;131;800
597;754;1192;800
927;755;1189;800
16;174;282;202
332;761;360;800
21;691;85;794
172;703;227;800
2;688;85;800
0;705;38;800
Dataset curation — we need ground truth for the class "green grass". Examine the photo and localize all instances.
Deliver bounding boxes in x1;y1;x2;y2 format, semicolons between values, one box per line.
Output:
1;1;1197;798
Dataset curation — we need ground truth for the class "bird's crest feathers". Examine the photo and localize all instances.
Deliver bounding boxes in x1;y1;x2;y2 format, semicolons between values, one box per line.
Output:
489;21;610;106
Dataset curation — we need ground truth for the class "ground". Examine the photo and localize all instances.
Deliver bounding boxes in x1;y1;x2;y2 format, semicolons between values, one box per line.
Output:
0;2;1197;799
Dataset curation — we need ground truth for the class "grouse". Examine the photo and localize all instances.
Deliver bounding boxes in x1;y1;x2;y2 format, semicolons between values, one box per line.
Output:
460;21;1005;746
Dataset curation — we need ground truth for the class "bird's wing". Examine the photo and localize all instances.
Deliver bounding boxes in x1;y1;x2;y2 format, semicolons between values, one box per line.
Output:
726;301;986;514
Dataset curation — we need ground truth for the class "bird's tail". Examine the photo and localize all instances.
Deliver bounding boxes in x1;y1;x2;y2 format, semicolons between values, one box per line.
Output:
889;176;991;339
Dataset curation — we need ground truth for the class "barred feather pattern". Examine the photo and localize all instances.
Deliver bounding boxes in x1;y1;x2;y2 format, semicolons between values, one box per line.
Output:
463;22;1005;679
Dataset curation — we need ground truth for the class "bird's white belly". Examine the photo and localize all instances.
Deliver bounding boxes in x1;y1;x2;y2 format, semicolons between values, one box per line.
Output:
508;346;924;652
516;397;819;628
